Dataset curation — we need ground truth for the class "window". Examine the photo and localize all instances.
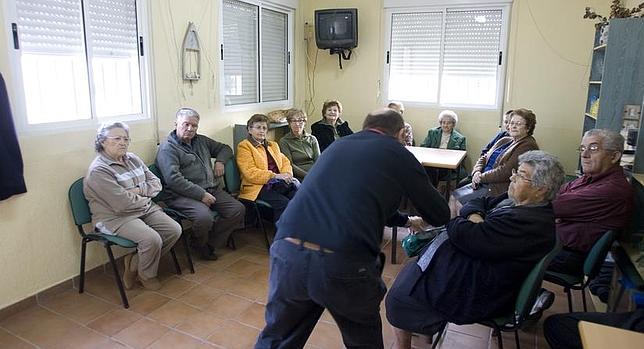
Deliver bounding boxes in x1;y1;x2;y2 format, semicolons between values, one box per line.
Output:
385;5;508;108
7;0;150;129
221;0;292;107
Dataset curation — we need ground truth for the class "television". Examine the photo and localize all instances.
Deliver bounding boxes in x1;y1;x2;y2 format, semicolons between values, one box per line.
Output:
315;8;358;50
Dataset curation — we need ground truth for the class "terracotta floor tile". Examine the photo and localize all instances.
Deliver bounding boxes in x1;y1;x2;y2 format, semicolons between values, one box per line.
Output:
224;259;266;278
148;330;215;349
82;273;144;306
0;327;35;348
113;318;169;349
207;320;259;349
87;308;143;336
129;292;172;315
202;271;244;291
156;276;198;299
178;263;221;284
91;339;130;349
205;294;253;319
175;311;226;339
0;306;85;348
47;327;111;349
147;300;201;327
226;277;267;302
307;320;344;348
39;289;116;324
177;284;225;310
235;302;266;329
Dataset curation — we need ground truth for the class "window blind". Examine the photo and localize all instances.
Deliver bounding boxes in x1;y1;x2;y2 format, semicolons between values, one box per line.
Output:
261;8;287;102
85;0;139;57
440;9;502;106
387;12;443;103
223;0;259;105
16;0;85;54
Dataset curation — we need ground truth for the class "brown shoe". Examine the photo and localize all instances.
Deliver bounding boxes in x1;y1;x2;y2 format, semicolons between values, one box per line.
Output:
139;277;162;291
122;253;137;290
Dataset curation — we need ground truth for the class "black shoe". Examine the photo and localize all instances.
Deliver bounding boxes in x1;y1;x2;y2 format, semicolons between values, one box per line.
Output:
195;245;218;261
529;289;555;320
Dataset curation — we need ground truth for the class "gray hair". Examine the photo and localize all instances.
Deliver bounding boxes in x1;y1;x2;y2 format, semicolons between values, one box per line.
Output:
95;122;129;152
387;101;405;114
176;107;200;120
438;110;458;124
584;128;624;153
518;150;565;201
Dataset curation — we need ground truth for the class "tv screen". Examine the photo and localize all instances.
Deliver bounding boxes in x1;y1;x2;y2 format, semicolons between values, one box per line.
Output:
315;9;358;50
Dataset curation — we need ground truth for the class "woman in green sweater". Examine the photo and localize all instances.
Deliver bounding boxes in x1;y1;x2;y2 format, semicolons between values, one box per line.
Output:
278;109;321;181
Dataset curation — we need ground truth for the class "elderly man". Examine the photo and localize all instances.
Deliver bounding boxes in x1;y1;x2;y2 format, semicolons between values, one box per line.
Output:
155;107;245;260
255;109;450;349
549;128;633;275
386;150;565;349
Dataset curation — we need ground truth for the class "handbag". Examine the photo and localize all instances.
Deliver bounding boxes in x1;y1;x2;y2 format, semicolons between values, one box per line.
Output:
452;183;489;204
401;226;445;257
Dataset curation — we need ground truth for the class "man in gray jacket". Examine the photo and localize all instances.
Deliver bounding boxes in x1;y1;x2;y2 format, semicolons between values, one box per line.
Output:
156;107;245;260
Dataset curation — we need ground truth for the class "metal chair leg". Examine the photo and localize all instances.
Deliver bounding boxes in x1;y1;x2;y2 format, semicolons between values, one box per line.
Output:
254;205;270;249
391;226;398;264
495;329;504;349
514;329;521;349
566;288;573;312
582;288;588;312
104;244;129;308
170;247;181;275
431;322;448;349
227;233;237;250
181;232;195;274
79;238;88;293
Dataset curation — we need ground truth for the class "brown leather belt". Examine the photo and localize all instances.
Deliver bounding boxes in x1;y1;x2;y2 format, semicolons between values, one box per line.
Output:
284;237;334;253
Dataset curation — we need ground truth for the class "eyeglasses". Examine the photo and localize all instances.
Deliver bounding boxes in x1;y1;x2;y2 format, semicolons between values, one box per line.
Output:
509;122;525;127
289;119;306;124
251;125;268;131
511;168;532;182
576;143;617;154
106;136;130;143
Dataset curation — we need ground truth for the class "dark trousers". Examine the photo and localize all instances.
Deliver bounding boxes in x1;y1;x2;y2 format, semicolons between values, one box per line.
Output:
167;187;245;248
255;239;386;349
548;248;586;275
543;310;644;349
256;186;296;222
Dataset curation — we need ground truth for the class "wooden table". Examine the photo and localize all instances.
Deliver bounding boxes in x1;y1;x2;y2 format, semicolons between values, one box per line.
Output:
579;321;644;349
390;146;467;264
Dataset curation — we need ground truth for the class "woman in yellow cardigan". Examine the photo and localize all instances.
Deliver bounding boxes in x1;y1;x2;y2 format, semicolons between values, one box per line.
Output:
237;113;296;221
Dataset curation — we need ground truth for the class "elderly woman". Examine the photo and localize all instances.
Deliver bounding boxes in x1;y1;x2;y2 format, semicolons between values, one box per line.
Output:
83;122;181;291
468;108;539;197
278;109;320;181
237;114;296;222
311;99;354;152
386;150;565;349
420;110;467;184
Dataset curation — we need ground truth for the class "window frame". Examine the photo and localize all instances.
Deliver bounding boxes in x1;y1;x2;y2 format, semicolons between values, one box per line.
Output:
383;3;511;110
3;0;154;134
218;0;294;112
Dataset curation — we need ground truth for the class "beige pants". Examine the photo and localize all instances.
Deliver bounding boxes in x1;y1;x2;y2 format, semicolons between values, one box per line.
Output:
116;209;181;280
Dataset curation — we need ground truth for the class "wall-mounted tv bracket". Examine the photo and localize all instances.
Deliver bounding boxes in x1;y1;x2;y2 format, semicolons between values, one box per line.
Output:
329;48;353;69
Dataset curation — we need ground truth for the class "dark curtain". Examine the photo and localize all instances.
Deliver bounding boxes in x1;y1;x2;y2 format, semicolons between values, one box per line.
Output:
0;73;27;200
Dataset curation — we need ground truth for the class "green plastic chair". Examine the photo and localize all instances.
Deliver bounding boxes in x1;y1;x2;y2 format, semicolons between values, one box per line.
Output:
148;163;196;273
70;178;182;308
430;242;562;349
544;230;616;312
224;158;272;249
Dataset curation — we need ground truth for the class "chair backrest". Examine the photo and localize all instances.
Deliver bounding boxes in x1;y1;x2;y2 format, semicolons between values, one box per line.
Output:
148;163;163;183
224;158;241;194
583;230;616;279
514;241;562;325
68;178;91;233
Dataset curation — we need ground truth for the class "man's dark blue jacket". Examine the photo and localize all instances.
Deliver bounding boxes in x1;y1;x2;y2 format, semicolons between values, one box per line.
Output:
275;129;450;259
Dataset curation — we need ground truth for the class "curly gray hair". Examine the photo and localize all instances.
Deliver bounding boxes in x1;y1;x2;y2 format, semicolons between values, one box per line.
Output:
518;150;565;201
438;110;458;124
94;122;129;152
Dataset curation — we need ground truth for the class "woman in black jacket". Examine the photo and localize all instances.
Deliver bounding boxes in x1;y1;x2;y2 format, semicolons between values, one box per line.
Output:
310;100;353;152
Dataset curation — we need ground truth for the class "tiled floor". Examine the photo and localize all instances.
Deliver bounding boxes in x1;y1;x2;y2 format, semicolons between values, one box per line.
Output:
0;228;593;348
